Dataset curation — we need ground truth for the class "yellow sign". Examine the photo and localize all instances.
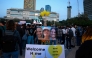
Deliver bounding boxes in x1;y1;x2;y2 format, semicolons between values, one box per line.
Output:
48;45;62;58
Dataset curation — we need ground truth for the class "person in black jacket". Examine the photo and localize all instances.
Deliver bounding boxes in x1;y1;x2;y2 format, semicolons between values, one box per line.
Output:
0;21;6;38
0;20;22;58
75;26;92;58
0;21;5;57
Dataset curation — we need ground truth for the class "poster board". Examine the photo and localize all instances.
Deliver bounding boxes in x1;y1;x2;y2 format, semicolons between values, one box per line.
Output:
36;26;56;40
25;44;65;58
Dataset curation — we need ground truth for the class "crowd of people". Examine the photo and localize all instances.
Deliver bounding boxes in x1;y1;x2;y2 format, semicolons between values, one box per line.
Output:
0;20;91;58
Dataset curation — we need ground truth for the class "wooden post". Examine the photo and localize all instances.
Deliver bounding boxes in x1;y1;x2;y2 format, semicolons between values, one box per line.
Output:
43;17;47;26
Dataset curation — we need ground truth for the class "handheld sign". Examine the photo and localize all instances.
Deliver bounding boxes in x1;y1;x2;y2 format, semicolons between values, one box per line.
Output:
25;44;65;58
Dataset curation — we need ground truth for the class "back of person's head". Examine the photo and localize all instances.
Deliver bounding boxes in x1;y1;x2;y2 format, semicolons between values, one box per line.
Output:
0;21;6;26
22;24;26;29
76;26;92;58
27;24;30;27
6;20;15;31
66;25;69;28
82;26;92;43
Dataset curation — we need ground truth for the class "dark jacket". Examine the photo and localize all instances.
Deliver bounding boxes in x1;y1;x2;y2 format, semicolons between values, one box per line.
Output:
0;30;21;53
75;40;92;58
0;26;6;38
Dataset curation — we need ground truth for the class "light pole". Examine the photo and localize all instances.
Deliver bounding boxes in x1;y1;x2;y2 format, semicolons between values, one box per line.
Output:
40;10;50;26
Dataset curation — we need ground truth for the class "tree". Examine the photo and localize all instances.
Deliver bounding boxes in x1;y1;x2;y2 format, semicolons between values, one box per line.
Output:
47;21;51;26
66;14;91;26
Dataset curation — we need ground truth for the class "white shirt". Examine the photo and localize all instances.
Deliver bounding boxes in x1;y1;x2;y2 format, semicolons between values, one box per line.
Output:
71;27;76;36
62;29;66;34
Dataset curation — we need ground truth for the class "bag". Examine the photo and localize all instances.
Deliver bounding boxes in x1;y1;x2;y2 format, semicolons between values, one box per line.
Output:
1;31;18;52
69;29;73;37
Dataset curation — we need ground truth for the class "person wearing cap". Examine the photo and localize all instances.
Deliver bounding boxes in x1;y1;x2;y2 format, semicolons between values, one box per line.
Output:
43;27;50;40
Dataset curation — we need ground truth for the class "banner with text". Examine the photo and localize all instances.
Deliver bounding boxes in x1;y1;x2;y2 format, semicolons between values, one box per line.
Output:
25;44;65;58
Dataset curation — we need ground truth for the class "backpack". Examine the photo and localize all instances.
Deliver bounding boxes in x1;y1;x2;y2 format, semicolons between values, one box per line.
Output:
68;29;73;37
77;28;83;36
1;30;18;52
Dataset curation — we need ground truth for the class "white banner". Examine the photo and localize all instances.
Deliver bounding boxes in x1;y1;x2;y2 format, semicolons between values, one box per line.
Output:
25;44;65;58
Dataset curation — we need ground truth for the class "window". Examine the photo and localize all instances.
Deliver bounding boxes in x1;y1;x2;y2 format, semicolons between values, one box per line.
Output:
11;11;18;13
29;16;35;19
49;14;57;17
30;12;35;15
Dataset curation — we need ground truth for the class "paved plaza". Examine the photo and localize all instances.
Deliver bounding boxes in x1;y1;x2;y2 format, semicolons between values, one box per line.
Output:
66;46;79;58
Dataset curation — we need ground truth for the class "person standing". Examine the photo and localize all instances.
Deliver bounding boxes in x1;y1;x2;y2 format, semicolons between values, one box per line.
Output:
62;26;66;44
0;21;6;57
0;21;6;38
57;26;62;44
0;20;21;58
27;24;35;44
71;25;76;47
66;26;73;49
76;26;83;46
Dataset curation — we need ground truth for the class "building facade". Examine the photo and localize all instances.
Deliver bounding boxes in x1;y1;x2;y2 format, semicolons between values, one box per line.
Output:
6;8;59;22
45;5;51;12
24;0;36;10
84;0;92;19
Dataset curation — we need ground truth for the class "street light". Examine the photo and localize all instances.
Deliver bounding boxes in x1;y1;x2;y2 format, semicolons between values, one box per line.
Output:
40;10;50;26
